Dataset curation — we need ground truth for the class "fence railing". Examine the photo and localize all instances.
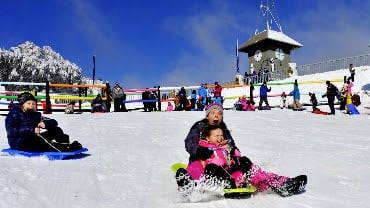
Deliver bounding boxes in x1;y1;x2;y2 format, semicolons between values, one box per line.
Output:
238;54;370;85
296;54;370;76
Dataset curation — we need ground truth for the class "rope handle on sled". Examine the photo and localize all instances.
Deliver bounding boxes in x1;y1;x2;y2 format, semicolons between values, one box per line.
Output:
37;134;62;152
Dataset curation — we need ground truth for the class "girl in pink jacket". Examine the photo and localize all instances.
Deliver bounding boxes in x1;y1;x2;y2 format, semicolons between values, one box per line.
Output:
186;125;248;188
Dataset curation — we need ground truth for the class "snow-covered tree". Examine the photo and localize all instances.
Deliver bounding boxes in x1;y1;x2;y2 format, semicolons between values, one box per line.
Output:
0;41;84;90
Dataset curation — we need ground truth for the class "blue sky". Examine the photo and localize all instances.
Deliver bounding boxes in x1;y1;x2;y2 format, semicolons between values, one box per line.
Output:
1;0;369;88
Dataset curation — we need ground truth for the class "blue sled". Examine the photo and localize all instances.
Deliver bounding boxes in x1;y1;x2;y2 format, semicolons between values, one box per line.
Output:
347;104;360;115
1;147;88;160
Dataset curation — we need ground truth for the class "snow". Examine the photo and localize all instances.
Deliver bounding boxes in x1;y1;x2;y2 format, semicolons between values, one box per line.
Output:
1;67;370;208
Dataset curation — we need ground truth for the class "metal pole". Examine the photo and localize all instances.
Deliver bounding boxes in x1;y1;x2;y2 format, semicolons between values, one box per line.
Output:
92;55;96;85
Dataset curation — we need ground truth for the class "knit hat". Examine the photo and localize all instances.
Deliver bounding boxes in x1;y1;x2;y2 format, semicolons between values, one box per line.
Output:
18;92;36;104
205;103;223;117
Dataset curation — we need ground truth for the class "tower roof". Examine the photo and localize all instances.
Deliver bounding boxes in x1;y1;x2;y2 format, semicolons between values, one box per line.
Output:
238;29;303;53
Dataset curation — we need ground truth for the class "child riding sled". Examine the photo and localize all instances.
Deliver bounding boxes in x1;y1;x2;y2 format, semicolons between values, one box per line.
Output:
5;92;83;152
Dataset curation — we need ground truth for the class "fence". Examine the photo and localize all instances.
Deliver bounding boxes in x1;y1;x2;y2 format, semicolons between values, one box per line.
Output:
296;54;370;76
238;54;370;85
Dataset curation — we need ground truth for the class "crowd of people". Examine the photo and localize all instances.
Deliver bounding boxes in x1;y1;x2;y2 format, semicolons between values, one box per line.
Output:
235;64;361;115
171;82;224;111
69;62;361;115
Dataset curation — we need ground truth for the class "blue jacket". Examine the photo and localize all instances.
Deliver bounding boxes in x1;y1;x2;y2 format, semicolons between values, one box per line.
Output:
5;105;58;149
259;85;271;98
197;86;207;100
289;85;301;100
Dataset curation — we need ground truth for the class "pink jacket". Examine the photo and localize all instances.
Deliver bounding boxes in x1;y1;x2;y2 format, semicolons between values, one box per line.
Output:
213;85;222;97
187;140;240;180
166;105;173;111
241;98;255;111
346;82;353;96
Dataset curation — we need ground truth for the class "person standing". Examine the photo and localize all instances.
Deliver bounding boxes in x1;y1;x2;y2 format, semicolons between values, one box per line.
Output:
204;83;212;105
258;81;271;110
142;88;150;112
280;92;288;109
213;82;223;105
288;80;303;111
112;82;126;112
348;64;355;82
197;83;207;110
345;80;354;113
322;81;338;115
190;90;197;110
177;87;187;111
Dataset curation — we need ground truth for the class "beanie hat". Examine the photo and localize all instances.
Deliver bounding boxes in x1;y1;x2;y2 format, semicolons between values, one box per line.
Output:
18;92;36;104
205;103;223;117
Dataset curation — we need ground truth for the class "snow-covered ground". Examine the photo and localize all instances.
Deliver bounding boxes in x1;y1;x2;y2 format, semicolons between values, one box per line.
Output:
1;67;370;208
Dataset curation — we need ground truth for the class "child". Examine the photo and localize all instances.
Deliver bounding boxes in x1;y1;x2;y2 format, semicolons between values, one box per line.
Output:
91;94;107;113
309;92;318;111
309;92;328;115
65;101;75;114
178;104;308;196
280;92;288;109
166;102;174;111
234;97;243;111
245;100;256;111
183;125;252;189
241;96;255;111
5;92;83;152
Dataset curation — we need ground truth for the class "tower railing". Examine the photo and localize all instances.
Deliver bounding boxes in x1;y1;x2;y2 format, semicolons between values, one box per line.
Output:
296;54;370;76
241;54;370;85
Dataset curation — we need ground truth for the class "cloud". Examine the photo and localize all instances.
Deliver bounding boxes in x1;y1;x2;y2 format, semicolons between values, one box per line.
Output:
284;1;370;64
160;1;248;86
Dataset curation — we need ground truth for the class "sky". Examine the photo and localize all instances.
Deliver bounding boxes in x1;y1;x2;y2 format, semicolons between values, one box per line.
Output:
1;0;370;88
1;67;370;207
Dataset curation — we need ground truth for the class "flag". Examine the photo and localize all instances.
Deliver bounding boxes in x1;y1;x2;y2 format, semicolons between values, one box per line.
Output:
236;39;240;74
92;55;96;85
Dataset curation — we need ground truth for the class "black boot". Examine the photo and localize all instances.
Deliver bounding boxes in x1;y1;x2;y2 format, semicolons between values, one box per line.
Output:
204;164;236;189
53;141;82;152
273;175;307;197
175;168;192;188
68;141;83;151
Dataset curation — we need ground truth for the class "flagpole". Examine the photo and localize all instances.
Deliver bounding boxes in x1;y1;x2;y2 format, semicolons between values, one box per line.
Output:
236;38;240;74
92;55;96;85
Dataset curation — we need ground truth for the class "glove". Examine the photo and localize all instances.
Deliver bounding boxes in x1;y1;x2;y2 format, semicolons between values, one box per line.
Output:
230;148;241;158
196;147;213;160
237;156;253;173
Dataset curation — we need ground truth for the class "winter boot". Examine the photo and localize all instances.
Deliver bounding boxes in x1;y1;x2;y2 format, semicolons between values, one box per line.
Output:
204;164;236;189
68;141;83;151
175;168;192;188
273;175;307;197
54;141;82;152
